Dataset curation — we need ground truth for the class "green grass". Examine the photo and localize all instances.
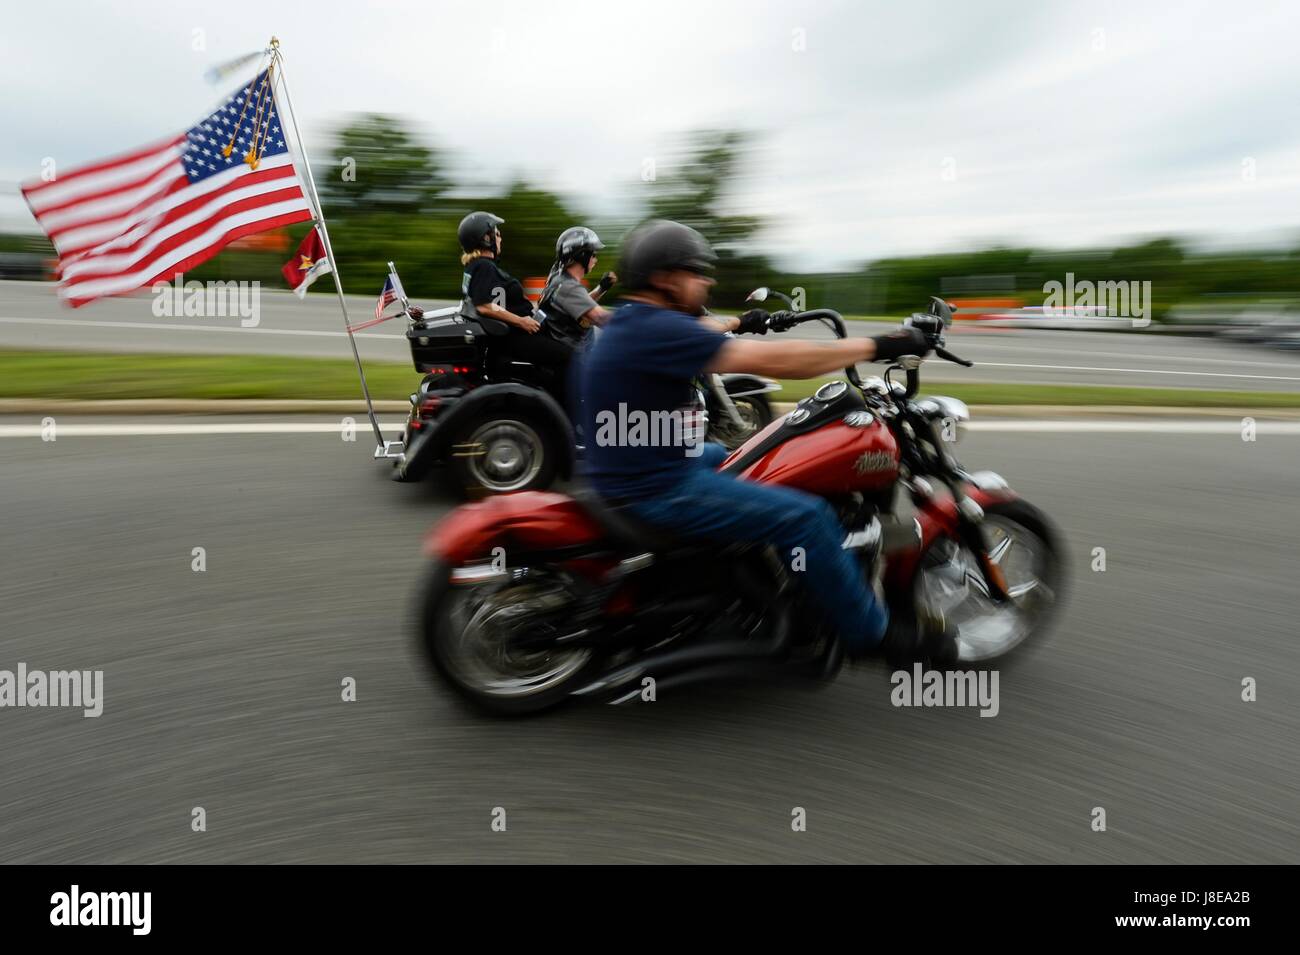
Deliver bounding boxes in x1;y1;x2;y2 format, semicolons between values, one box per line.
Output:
0;350;419;401
772;377;1300;407
2;349;1299;408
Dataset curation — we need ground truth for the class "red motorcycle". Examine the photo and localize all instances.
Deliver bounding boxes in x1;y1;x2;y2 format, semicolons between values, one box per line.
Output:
418;294;1065;715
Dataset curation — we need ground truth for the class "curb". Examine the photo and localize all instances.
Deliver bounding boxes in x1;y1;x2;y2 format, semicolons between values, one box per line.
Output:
0;399;412;415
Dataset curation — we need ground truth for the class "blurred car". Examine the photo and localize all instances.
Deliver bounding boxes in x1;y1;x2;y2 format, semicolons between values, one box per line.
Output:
0;251;49;280
1217;305;1300;348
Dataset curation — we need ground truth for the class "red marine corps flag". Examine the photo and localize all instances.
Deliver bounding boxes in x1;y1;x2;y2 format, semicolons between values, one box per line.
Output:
21;63;312;307
281;226;331;297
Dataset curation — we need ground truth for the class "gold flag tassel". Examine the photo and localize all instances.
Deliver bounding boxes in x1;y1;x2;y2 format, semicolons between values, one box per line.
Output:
243;63;275;170
246;61;278;169
220;61;265;159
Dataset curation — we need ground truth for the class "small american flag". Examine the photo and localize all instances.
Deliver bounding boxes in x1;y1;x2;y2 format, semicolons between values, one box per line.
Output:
375;274;399;322
21;69;313;307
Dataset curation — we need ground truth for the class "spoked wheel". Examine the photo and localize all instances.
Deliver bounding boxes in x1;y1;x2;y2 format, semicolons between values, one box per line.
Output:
450;414;557;497
913;499;1064;665
708;396;772;450
421;561;600;715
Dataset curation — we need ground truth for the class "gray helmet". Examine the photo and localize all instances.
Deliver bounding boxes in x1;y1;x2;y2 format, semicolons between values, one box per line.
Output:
555;226;603;269
458;211;504;255
619;220;716;292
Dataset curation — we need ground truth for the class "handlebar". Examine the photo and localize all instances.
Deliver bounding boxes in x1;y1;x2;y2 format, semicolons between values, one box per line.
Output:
935;344;973;367
766;308;865;387
765;306;977;387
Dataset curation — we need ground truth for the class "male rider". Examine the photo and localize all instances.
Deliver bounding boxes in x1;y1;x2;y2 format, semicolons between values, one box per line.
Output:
579;219;953;665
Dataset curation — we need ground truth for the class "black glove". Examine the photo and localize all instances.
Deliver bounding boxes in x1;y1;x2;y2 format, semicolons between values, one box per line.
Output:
736;308;770;335
767;310;798;331
597;272;617;293
871;327;931;362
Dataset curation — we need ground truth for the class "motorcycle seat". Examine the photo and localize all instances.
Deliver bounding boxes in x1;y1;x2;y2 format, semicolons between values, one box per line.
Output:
569;483;706;556
483;348;549;386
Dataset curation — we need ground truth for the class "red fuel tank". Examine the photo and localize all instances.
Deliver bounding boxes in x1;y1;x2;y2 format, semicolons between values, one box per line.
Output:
723;411;899;496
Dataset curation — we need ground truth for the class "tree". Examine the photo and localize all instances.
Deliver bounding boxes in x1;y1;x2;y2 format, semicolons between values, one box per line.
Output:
320;114;449;217
645;129;763;258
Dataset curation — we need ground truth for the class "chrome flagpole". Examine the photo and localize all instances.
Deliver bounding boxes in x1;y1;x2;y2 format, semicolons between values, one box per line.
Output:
387;261;410;312
268;38;400;457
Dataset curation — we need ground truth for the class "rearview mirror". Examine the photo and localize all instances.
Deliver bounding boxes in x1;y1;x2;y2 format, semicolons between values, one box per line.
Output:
746;287;769;303
928;296;956;327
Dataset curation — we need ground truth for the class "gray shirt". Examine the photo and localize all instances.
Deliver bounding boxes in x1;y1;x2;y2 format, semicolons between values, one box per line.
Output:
540;269;600;347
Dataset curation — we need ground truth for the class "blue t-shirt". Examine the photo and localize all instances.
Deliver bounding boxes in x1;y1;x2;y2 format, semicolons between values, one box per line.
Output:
578;302;727;498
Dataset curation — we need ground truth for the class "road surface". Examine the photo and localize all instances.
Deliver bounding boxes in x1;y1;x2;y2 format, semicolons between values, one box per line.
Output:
0;419;1296;862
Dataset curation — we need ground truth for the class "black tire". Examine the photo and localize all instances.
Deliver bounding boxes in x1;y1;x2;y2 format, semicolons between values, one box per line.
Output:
390;422;420;482
447;409;559;499
911;497;1067;669
418;559;602;716
709;394;774;450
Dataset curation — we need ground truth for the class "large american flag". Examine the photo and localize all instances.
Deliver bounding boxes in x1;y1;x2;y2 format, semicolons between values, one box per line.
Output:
21;69;313;307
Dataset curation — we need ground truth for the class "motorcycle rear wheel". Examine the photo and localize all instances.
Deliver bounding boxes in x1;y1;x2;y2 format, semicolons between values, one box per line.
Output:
449;411;558;498
420;560;602;716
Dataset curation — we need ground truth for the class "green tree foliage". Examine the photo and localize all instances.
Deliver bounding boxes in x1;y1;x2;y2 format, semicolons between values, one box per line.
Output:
26;114;1297;320
646;129;763;256
320;113;449;216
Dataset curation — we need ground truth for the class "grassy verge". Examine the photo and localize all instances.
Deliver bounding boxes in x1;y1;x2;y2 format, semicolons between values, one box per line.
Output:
2;349;1299;408
0;350;420;401
772;377;1300;407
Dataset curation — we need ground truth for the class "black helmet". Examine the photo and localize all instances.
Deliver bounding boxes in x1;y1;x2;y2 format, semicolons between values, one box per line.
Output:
458;211;504;255
555;226;603;269
619;220;716;292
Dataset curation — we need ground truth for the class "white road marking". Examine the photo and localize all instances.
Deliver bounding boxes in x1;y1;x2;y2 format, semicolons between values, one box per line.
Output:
1;420;1297;438
966;420;1300;434
0;315;405;339
977;361;1300;382
949;341;1300;370
0;422;407;437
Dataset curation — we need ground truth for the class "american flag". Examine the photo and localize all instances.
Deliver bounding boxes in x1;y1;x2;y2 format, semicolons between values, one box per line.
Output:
375;274;399;322
21;69;313;307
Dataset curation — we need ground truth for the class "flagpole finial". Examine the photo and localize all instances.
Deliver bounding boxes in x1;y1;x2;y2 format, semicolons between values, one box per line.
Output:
269;36;280;49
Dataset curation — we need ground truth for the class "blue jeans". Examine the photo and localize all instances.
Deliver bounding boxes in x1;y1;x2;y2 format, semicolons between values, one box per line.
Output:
620;443;888;655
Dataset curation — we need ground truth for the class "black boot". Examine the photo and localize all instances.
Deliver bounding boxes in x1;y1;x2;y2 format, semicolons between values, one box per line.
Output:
880;606;959;669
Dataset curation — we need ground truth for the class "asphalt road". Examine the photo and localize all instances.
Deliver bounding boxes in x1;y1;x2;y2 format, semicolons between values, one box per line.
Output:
4;280;1300;392
1;420;1296;863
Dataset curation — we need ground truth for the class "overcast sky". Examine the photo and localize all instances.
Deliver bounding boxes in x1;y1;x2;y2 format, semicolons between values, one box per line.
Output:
3;0;1298;268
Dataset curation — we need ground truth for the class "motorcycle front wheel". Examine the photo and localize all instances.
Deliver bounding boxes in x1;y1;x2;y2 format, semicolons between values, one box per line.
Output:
912;498;1066;666
708;395;773;450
